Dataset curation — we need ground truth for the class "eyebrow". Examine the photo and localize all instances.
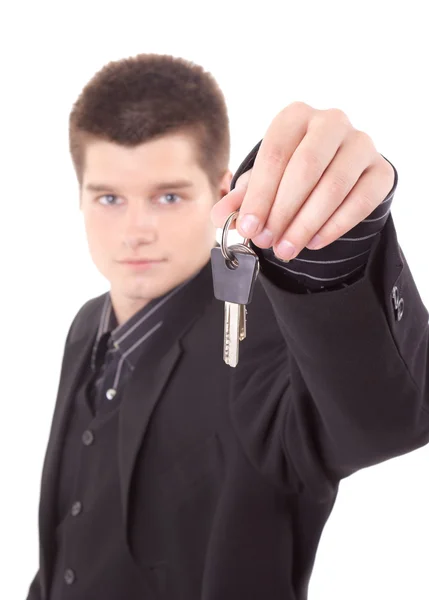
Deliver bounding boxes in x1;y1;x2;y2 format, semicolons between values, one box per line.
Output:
85;180;195;193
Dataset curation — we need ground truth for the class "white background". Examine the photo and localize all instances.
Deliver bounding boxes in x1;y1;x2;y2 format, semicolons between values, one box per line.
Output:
2;0;429;598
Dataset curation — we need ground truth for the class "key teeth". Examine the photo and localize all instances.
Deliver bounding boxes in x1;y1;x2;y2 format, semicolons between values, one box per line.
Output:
224;301;241;367
225;356;238;368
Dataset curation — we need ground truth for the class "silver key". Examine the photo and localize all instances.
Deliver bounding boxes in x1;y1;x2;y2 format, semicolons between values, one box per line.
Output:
239;304;247;342
223;244;255;366
224;302;247;366
211;211;260;368
224;302;242;367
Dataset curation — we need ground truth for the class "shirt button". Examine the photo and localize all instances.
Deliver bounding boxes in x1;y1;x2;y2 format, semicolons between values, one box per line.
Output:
82;430;94;446
64;568;76;585
71;501;82;517
106;388;117;400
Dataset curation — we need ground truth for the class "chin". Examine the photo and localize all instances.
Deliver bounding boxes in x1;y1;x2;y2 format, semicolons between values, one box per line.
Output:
125;280;171;301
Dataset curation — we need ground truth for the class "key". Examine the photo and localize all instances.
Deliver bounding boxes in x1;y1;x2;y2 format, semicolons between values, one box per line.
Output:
224;301;241;367
226;301;246;365
211;244;259;367
239;303;247;342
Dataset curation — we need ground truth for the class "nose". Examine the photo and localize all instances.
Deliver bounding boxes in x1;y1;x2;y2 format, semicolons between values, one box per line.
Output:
123;200;158;249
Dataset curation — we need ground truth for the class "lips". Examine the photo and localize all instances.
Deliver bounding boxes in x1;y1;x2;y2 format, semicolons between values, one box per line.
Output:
120;259;164;264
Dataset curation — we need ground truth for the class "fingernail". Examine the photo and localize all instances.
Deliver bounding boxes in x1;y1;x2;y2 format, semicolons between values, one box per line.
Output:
252;228;273;248
306;234;323;250
276;240;296;261
239;214;260;237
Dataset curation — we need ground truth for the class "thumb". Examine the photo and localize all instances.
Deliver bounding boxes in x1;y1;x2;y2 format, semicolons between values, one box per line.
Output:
210;169;251;229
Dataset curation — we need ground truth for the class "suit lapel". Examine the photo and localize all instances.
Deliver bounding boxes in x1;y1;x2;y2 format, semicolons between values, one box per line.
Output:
118;261;215;538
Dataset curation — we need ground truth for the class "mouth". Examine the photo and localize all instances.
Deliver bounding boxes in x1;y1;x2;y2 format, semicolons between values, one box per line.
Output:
118;258;166;270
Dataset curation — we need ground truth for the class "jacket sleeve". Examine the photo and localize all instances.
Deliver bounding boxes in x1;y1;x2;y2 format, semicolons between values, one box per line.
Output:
256;212;429;496
230;139;397;295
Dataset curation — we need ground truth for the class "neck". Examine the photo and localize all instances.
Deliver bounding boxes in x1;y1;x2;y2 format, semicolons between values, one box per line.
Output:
110;296;151;327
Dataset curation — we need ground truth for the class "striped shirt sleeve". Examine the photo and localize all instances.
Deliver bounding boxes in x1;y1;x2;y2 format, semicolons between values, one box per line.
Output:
231;141;397;294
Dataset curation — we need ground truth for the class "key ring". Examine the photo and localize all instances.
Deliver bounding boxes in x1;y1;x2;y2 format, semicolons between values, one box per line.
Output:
221;210;254;268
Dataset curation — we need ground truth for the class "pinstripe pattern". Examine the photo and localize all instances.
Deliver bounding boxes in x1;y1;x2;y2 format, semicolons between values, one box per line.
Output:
89;281;188;409
231;140;398;293
264;192;394;291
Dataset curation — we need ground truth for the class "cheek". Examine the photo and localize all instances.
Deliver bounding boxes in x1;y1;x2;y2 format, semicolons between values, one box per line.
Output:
84;216;113;260
194;207;217;238
177;203;215;236
168;211;214;250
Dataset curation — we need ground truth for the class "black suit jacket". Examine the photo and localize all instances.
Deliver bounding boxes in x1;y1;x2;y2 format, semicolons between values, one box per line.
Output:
28;213;429;599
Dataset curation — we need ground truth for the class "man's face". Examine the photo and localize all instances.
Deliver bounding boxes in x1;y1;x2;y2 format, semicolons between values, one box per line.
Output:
80;132;231;322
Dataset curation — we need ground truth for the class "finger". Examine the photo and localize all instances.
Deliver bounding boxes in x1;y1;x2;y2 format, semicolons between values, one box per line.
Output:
272;131;376;259
304;158;394;251
210;185;246;229
254;109;350;249
210;167;252;229
236;102;311;241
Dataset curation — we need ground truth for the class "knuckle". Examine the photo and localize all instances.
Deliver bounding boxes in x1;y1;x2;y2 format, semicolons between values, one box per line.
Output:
289;100;310;112
378;156;395;180
296;221;315;242
328;170;350;197
235;169;252;190
263;144;287;168
371;159;394;200
282;101;311;120
327;107;348;120
299;148;324;180
353;129;374;150
324;108;350;127
241;194;267;220
266;211;292;240
328;217;345;237
285;219;316;247
356;189;376;213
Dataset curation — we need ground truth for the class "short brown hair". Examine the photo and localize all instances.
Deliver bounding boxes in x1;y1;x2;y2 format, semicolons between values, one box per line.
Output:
69;53;230;188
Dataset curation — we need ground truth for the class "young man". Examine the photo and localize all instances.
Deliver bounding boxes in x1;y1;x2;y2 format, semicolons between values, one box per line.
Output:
27;53;429;600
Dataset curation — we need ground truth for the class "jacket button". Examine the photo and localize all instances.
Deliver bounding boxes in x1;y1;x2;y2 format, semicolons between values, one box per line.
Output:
82;430;94;446
64;568;76;585
71;501;82;517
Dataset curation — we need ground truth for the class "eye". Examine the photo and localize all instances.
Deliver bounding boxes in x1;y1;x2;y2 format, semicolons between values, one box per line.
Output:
99;194;123;206
158;193;181;205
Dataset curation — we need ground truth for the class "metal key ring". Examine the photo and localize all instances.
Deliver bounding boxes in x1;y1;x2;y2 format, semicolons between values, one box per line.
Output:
221;211;250;267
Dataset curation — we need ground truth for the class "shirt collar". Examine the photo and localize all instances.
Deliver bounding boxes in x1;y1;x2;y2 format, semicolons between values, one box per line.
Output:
90;276;194;372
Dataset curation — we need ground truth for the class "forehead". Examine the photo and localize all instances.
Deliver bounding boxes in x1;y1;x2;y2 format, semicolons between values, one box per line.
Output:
82;132;204;186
